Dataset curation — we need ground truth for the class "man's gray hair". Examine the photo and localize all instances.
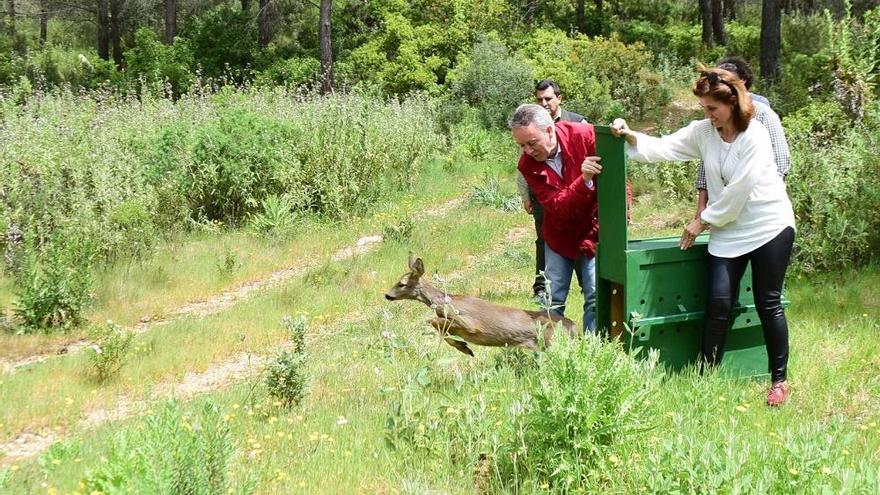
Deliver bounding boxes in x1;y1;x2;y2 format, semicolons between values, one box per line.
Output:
508;103;554;131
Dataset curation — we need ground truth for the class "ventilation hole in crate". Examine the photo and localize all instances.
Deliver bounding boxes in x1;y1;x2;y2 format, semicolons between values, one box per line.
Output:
746;286;752;292
659;296;664;303
746;318;752;324
640;299;646;305
640;332;646;338
676;295;681;300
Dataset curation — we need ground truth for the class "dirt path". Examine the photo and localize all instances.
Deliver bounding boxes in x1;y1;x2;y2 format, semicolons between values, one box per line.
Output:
0;220;529;463
0;198;466;375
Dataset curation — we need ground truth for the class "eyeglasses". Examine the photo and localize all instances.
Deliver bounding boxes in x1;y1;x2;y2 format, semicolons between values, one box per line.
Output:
700;71;736;94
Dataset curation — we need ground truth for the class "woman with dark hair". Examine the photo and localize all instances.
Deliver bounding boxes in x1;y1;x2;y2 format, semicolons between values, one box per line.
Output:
611;67;796;406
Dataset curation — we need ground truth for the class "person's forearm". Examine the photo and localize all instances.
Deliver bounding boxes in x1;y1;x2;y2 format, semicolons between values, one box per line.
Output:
695;189;708;219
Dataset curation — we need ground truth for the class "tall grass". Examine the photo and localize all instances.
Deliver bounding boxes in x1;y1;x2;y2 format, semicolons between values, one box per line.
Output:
0;87;444;330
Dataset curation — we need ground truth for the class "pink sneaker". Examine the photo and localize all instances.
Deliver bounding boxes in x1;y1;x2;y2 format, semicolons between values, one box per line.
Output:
766;381;790;407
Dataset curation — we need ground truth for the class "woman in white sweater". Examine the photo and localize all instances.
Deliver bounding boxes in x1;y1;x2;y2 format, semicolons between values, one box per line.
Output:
611;68;796;406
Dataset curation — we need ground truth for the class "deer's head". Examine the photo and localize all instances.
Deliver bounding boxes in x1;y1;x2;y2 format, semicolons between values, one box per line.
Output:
385;255;425;301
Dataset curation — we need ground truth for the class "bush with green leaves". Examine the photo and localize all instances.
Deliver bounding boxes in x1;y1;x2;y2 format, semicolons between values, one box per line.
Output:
247;193;299;236
784;100;880;273
468;175;520;212
506;334;660;491
347;8;469;96
13;47;124;92
181;5;259;81
265;316;309;408
520;28;671;121
82;400;253;494
124;28;194;98
14;235;95;332
450;34;534;129
253;57;321;88
86;321;135;383
384;334;660;492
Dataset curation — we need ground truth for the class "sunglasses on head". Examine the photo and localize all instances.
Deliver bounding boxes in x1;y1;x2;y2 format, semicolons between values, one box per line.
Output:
701;70;736;93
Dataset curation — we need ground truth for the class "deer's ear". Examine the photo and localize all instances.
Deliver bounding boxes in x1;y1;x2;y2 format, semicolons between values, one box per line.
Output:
408;253;417;270
412;257;425;277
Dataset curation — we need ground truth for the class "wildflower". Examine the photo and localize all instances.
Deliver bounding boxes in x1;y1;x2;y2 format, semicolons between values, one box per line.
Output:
232;403;240;410
718;395;726;402
336;416;348;426
735;405;747;413
51;459;61;465
788;468;798;475
821;467;832;474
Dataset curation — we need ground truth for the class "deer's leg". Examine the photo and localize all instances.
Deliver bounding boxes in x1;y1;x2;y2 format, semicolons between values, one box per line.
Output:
429;317;475;357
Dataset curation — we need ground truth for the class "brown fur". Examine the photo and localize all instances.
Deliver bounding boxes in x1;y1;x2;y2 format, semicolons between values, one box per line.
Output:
384;256;578;356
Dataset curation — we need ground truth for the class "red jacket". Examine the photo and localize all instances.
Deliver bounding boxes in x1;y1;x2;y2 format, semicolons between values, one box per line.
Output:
517;121;598;260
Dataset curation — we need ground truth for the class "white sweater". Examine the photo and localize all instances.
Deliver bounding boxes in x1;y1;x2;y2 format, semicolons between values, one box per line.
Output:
626;119;795;258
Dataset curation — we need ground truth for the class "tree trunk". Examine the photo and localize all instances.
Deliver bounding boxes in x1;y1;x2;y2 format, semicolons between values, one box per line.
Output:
760;0;782;84
164;0;177;44
525;0;537;26
40;3;48;47
110;0;123;69
724;0;736;20
712;0;727;45
240;0;250;11
319;0;333;94
258;0;270;47
576;0;585;34
700;0;713;47
97;0;110;60
6;0;14;38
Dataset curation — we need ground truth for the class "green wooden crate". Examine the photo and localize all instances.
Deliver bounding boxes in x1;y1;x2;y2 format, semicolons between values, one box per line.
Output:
594;125;775;377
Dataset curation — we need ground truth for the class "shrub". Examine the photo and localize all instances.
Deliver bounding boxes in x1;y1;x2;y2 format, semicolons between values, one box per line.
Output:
468;175;520;212
82;400;252;494
382;217;415;243
253;57;321;88
347;10;468;96
14;235;95;332
182;5;259;81
450;34;535;128
181;106;299;224
265;316;309;408
86;321;135;383
384;333;661;493
506;334;660;491
785;100;880;273
520;29;671;121
124;28;194;97
247;194;300;237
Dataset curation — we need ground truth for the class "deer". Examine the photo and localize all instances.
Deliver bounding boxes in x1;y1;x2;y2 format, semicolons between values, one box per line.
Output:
384;256;578;356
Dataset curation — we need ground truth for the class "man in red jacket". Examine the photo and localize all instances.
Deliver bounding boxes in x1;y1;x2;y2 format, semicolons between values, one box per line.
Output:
509;104;602;333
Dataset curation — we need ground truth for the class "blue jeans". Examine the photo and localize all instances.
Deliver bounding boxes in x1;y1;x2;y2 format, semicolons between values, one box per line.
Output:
544;243;596;333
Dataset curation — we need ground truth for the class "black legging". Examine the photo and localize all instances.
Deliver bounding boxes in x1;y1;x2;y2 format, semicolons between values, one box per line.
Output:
703;227;795;382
